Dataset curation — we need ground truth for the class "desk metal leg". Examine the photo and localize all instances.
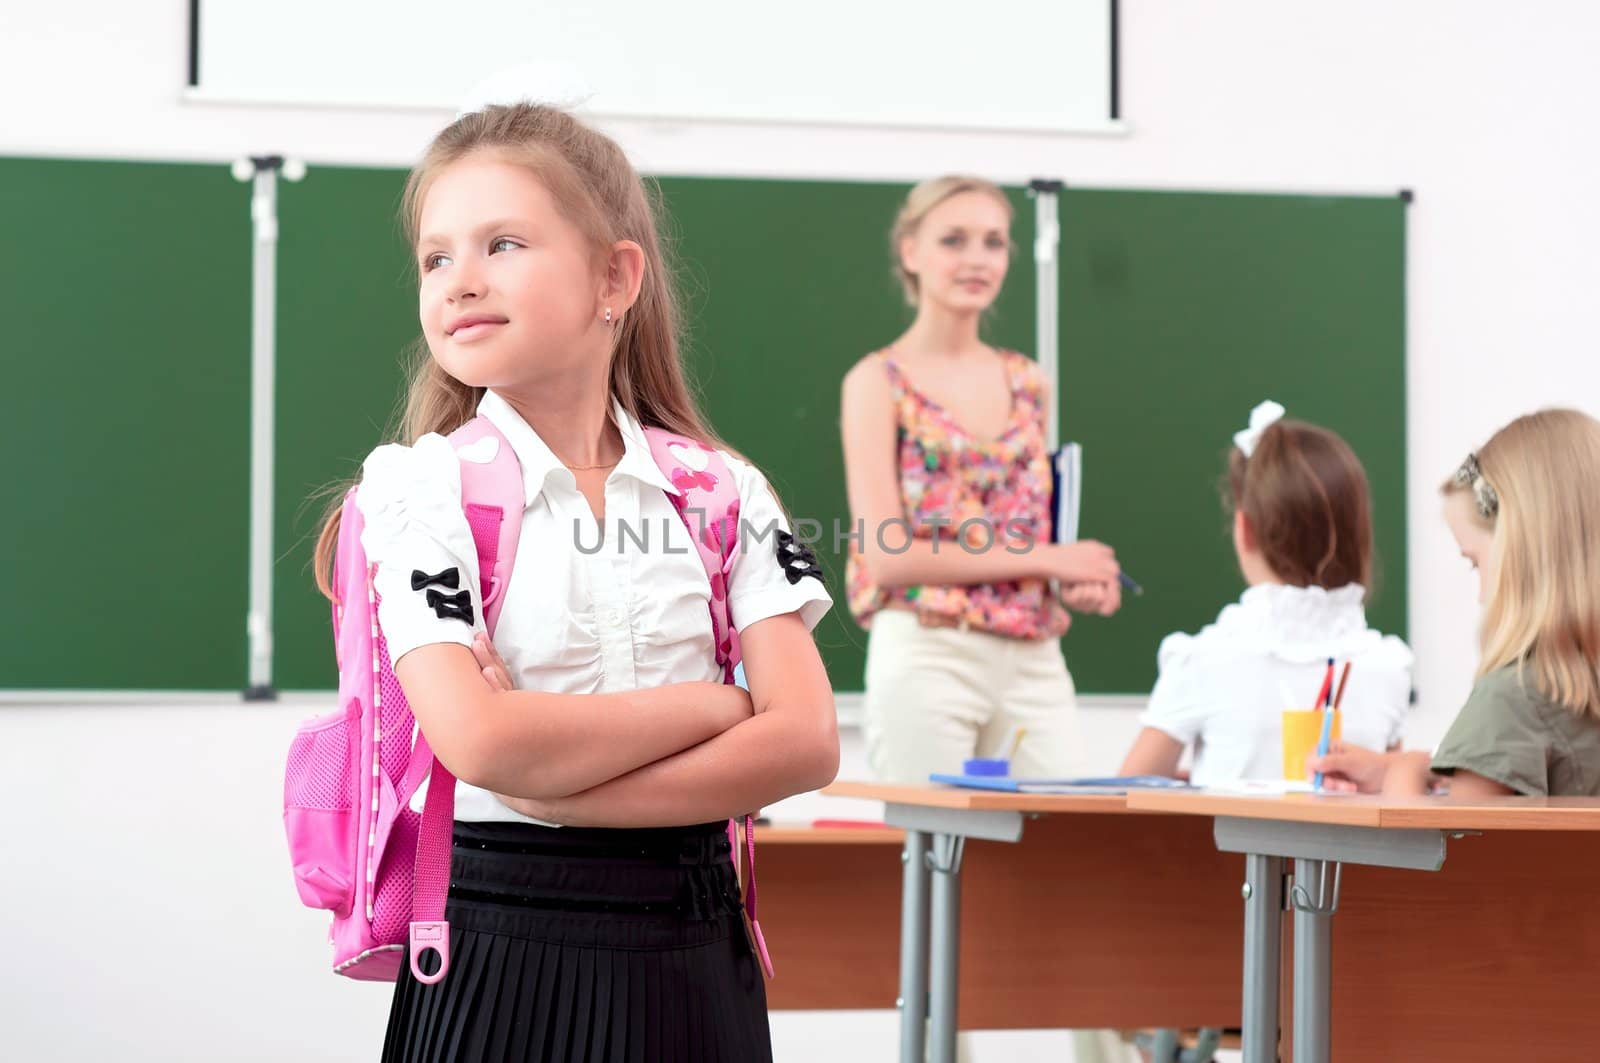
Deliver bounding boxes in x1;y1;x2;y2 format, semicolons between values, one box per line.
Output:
1241;852;1284;1063
1291;858;1339;1063
879;803;1022;1063
927;832;966;1063
897;829;930;1063
1216;816;1441;1063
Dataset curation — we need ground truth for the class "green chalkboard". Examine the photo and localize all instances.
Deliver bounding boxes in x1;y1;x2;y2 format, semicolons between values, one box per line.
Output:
0;158;251;689
1055;190;1407;691
0;158;1404;695
272;168;419;689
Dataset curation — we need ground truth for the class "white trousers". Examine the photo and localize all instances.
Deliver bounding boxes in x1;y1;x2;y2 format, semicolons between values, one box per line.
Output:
862;609;1083;784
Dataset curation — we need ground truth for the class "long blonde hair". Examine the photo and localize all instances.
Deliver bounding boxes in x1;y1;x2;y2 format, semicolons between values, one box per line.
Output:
889;175;1012;306
312;103;732;598
1443;408;1600;718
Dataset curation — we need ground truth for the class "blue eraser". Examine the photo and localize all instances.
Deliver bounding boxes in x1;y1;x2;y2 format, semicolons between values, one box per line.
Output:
962;757;1010;777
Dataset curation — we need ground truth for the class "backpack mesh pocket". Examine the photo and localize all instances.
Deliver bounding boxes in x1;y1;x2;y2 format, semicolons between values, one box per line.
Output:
284;703;360;913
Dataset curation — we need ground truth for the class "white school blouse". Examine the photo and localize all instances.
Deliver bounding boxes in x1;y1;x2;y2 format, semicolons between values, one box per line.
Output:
356;389;833;822
1139;584;1412;787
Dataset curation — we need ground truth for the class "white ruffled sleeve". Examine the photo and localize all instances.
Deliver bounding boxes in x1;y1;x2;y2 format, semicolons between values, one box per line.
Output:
356;434;485;664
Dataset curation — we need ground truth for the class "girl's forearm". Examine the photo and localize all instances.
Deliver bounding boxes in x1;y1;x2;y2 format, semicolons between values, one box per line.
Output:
482;680;751;799
521;708;839;828
1380;750;1438;796
398;646;748;799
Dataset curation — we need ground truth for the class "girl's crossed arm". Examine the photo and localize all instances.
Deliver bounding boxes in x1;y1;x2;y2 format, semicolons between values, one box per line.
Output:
491;611;839;827
396;645;753;799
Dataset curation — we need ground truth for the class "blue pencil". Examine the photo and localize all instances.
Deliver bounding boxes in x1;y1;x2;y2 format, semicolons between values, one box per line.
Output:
1312;657;1336;789
1118;572;1144;596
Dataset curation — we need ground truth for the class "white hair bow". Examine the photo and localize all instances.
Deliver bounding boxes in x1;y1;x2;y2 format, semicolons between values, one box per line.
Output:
1233;400;1286;458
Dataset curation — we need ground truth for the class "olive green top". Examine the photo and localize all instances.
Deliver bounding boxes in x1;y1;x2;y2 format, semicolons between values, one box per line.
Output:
1432;665;1600;796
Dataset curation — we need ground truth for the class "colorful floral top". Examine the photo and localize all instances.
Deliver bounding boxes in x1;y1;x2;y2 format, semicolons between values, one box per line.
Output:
846;349;1069;640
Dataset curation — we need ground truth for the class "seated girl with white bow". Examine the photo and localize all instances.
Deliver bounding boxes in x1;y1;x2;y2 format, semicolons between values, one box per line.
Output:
1119;402;1413;785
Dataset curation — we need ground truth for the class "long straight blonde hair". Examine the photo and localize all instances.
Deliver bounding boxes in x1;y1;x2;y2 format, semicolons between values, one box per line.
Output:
312;103;733;598
1443;408;1600;718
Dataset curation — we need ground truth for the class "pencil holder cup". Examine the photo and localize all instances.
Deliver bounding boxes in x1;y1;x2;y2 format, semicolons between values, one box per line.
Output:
1282;709;1342;781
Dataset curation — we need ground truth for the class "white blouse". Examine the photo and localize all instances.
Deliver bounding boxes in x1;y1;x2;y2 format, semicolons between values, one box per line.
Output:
357;389;833;822
1139;583;1412;787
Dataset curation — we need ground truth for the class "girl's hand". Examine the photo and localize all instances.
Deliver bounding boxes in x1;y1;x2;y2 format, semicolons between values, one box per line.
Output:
1043;541;1121;585
471;632;515;691
473;631;748;733
1060;580;1122;617
1307;740;1388;793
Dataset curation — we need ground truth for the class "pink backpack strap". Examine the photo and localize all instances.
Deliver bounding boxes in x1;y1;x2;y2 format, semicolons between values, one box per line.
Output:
408;416;524;983
642;427;773;979
640;427;743;679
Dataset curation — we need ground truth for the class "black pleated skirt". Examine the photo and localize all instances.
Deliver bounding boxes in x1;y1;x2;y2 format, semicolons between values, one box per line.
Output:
382;820;772;1063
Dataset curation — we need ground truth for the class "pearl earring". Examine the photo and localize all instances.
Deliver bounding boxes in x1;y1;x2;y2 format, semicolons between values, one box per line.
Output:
604;307;613;324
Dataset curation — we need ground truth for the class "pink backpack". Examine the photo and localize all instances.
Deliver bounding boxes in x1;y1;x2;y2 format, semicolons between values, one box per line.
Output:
283;416;771;985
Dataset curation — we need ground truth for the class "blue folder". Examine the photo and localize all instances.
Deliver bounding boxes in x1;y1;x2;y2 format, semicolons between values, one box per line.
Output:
929;772;1196;794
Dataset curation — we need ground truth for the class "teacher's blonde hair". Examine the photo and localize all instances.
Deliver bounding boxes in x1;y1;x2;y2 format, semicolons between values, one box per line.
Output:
1444;408;1600;719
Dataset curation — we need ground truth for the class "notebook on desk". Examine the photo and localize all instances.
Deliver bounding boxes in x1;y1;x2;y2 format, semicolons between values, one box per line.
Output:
929;773;1197;795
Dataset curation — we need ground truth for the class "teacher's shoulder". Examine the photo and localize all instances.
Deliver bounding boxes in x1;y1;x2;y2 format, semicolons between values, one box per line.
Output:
841;351;895;408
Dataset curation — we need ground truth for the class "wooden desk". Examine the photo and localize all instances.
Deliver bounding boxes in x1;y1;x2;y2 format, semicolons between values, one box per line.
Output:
755;824;907;845
751;823;907;1012
1127;791;1600;1063
1129;790;1600;829
799;782;1241;1063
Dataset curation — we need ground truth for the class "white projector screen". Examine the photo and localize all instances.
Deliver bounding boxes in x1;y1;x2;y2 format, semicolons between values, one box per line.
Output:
191;0;1118;133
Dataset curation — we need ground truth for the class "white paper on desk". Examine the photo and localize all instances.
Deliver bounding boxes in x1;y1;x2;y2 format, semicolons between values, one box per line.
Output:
1209;779;1358;796
1211;779;1317;795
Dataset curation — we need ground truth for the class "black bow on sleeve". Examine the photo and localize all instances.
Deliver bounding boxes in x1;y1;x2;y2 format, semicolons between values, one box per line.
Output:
411;567;461;591
774;530;824;587
425;588;475;625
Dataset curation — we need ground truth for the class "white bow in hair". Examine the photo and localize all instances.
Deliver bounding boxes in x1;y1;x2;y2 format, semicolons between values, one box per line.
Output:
1233;400;1286;457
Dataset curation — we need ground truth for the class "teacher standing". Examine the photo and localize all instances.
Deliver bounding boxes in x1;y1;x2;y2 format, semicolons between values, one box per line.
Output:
841;175;1122;784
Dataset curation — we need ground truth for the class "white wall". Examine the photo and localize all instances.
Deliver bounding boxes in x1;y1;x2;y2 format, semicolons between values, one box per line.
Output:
5;1;1599;1060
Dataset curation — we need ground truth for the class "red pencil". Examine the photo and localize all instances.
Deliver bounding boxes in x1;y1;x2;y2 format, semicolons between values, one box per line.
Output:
1312;658;1335;709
